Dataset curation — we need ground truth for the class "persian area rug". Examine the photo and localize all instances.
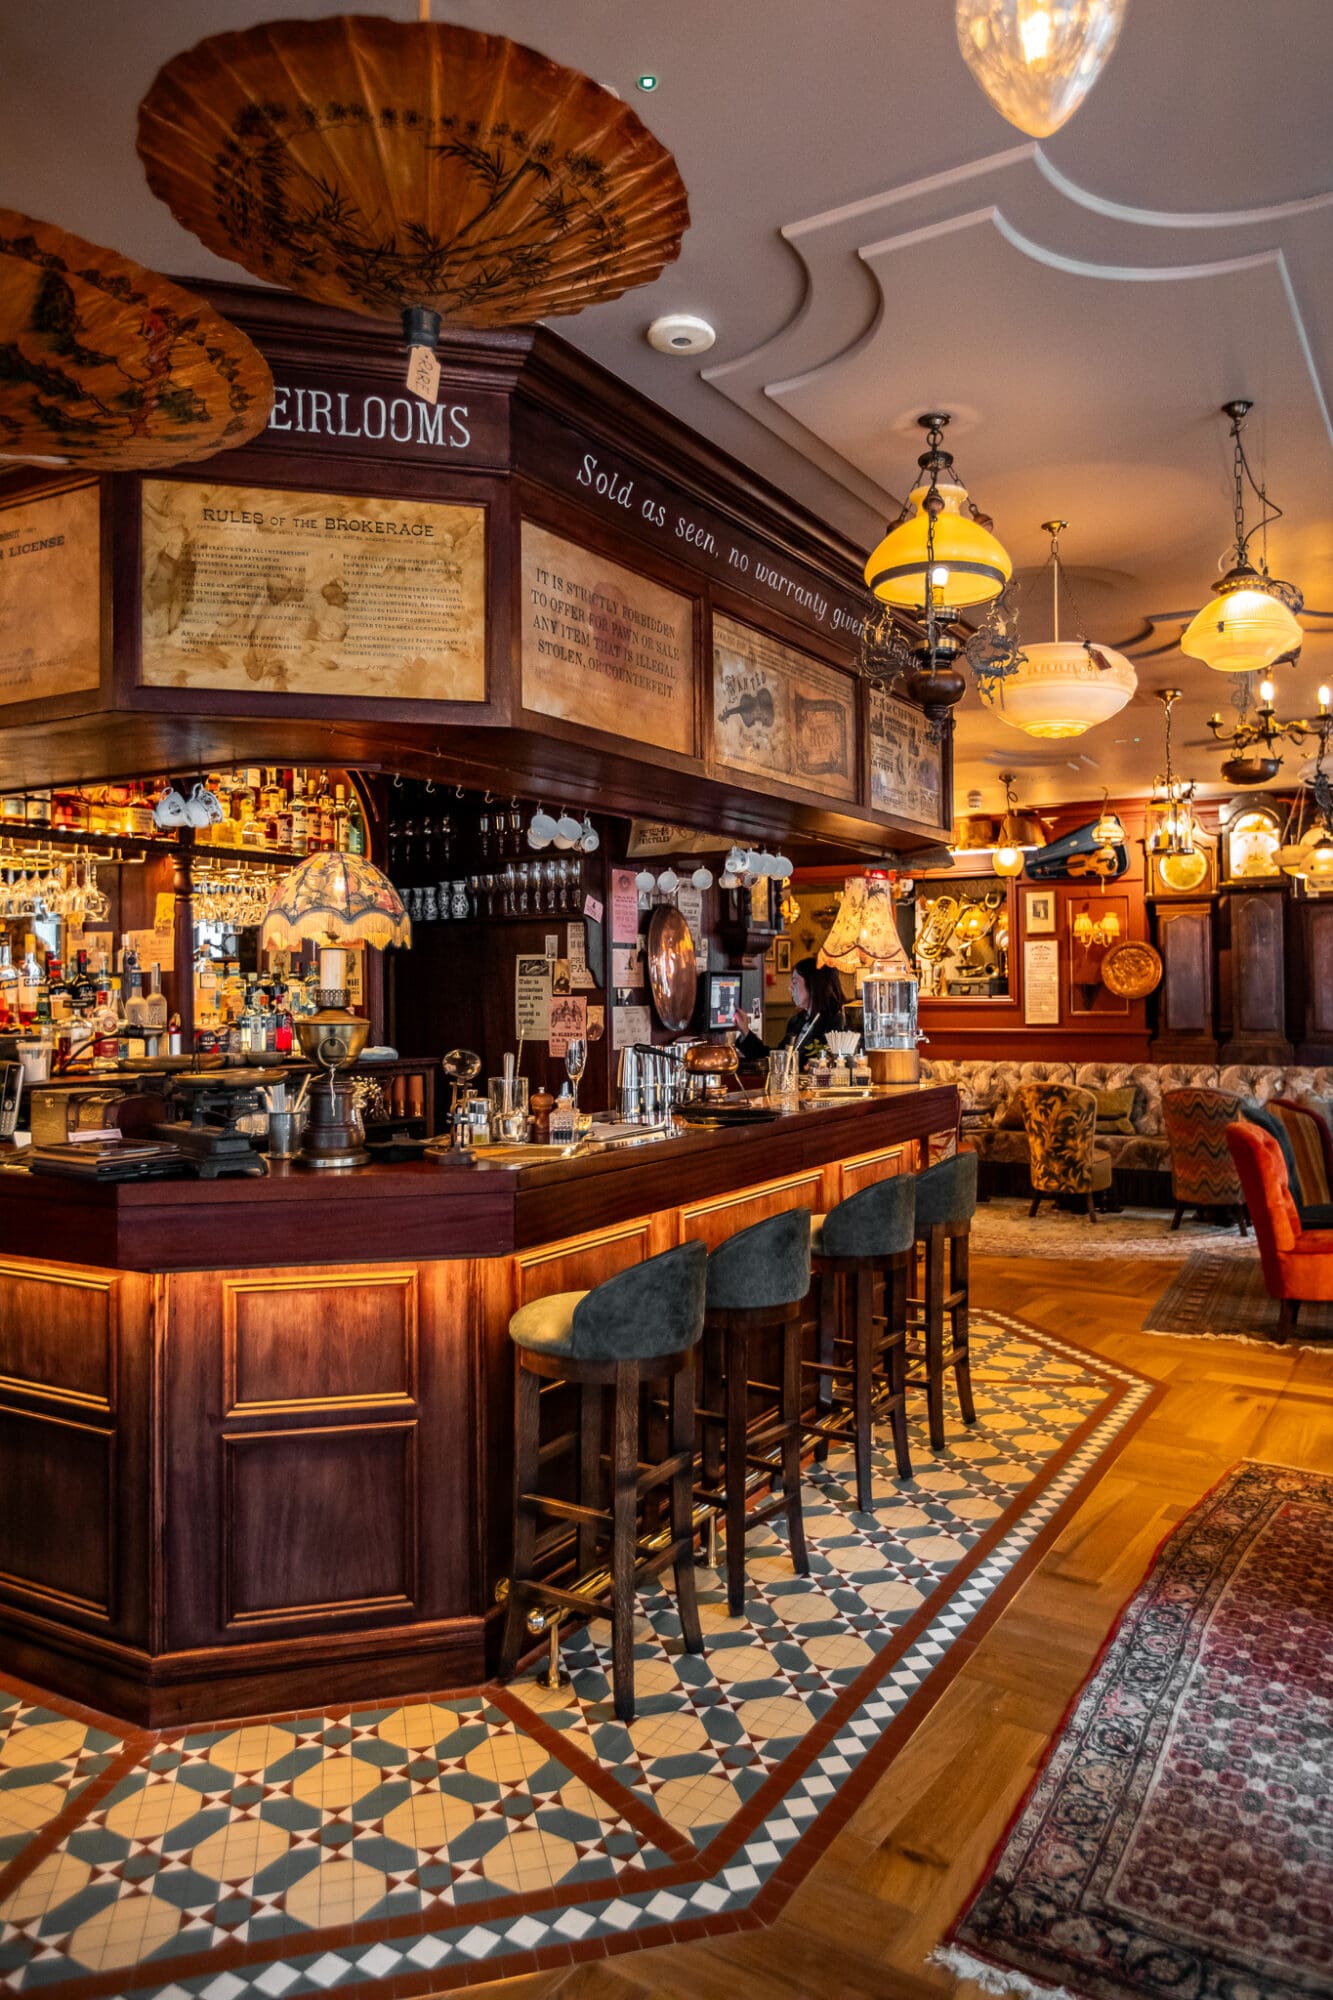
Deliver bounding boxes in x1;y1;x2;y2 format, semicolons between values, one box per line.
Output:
1144;1250;1333;1344
0;1314;1154;2000
939;1459;1333;2000
970;1200;1254;1264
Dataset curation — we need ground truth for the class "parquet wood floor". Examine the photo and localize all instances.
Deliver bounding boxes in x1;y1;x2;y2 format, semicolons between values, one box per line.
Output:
460;1251;1333;2000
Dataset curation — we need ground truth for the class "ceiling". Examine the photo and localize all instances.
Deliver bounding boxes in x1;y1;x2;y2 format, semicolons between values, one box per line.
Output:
3;0;1332;814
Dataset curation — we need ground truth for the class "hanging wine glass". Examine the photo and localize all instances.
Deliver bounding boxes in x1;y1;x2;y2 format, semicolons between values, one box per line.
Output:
563;1036;587;1118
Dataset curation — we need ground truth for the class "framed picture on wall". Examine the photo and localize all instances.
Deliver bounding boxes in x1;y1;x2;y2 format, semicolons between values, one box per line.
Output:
774;937;791;974
1024;889;1056;934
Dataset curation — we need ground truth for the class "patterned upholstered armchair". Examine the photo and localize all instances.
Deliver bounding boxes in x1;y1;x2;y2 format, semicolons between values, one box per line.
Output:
1018;1083;1112;1222
1161;1088;1248;1236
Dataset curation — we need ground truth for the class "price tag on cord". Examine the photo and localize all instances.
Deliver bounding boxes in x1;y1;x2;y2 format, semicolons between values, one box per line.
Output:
406;345;440;404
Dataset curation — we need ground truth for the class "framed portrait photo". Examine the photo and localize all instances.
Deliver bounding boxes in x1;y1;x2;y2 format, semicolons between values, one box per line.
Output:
774;937;791;974
1025;889;1056;935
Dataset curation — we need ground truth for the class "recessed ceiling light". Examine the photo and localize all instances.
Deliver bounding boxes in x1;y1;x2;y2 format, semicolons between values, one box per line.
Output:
647;313;716;356
636;73;659;91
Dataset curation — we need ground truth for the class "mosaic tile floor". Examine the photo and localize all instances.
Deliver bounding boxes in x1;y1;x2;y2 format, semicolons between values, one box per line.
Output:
0;1312;1155;1999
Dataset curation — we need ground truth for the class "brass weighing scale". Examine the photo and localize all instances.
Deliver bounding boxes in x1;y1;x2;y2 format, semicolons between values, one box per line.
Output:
153;1070;274;1177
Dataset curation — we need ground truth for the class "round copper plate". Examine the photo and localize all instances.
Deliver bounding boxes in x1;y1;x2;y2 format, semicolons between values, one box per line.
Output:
647;904;697;1033
1100;939;1163;999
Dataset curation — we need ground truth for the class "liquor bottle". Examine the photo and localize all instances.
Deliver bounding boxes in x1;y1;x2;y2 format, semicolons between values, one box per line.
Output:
333;783;350;853
127;783;155;838
143;964;168;1035
261;768;286;817
26;790;50;828
275;1005;294;1056
90;988;120;1070
231;769;257;829
315;772;336;851
347;791;367;858
288;772;309;854
70;949;94;1014
194;949;218;1024
18;936;42;1025
0;942;17;1028
44;955;68;1024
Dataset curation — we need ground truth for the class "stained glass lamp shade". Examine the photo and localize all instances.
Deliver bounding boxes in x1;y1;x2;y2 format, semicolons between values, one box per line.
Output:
262;852;411;955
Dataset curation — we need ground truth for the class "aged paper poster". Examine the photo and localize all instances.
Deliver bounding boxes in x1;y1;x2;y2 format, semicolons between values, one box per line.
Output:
869;688;945;827
140;480;486;700
0;484;100;703
521;522;694;754
711;615;856;801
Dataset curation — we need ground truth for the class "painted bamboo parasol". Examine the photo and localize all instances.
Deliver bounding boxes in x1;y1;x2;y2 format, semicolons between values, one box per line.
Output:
136;13;690;355
0;209;272;469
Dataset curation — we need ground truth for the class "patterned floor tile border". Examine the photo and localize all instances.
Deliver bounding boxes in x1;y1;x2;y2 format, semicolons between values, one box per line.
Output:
0;1313;1158;1999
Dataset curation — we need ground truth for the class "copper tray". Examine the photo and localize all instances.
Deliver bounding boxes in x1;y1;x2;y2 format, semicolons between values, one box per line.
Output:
1100;939;1163;999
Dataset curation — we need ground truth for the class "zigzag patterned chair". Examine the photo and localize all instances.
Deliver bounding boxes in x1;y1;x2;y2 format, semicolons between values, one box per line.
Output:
1162;1087;1248;1237
1018;1083;1111;1223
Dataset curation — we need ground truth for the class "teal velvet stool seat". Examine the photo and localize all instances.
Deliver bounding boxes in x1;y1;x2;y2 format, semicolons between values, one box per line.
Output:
806;1174;917;1511
906;1152;978;1451
497;1241;708;1723
696;1207;813;1616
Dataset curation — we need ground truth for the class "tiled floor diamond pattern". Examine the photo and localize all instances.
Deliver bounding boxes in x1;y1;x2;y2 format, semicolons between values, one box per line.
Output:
0;1698;125;1869
0;1315;1152;1997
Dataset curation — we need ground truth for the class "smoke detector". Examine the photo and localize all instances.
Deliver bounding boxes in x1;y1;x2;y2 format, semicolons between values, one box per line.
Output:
647;313;716;357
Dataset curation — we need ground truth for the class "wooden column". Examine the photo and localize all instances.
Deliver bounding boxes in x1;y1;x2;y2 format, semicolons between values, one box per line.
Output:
1150;901;1217;1060
172;828;194;1048
1219;887;1291;1064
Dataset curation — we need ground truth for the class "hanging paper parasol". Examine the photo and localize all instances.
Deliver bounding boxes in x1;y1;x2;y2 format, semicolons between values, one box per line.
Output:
136;13;690;363
0;209;272;469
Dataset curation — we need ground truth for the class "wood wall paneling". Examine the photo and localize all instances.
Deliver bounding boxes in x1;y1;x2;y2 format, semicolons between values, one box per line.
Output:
1151;902;1217;1058
678;1171;826;1251
222;1270;419;1414
222;1421;418;1626
0;1262;117;1408
1220;889;1291;1063
1297;898;1333;1061
0;1404;115;1617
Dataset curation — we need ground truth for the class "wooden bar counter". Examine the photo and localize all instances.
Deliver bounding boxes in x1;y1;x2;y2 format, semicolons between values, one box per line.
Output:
0;1085;957;1725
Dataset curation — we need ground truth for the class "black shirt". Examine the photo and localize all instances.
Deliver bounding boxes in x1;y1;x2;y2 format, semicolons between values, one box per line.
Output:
736;1007;843;1067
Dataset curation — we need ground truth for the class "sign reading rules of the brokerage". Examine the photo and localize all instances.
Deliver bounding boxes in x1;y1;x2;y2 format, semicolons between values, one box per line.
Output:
140;481;486;702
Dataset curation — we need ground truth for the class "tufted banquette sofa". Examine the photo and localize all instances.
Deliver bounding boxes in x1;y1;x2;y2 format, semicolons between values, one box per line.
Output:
923;1058;1333;1205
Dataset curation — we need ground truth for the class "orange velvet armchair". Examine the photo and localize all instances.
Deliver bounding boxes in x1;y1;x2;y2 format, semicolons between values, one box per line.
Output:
1225;1121;1333;1340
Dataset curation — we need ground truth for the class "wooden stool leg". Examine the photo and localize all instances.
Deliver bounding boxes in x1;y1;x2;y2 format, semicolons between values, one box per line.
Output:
887;1253;912;1481
670;1356;704;1655
951;1229;976;1426
578;1381;602;1578
499;1360;542;1681
924;1221;947;1453
813;1269;836;1461
724;1323;750;1615
610;1361;640;1723
782;1318;809;1577
852;1268;874;1513
700;1326;723;1487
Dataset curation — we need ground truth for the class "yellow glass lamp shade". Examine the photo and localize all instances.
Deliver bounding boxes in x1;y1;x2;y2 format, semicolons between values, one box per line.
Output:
1304;834;1333;882
865;481;1011;612
1072;912;1093;941
988;639;1137;738
262;851;412;952
955;0;1129;138
1181;580;1303;675
992;843;1026;878
819;873;916;978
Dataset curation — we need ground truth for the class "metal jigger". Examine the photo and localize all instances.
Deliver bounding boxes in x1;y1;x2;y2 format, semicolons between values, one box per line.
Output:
294;948;371;1168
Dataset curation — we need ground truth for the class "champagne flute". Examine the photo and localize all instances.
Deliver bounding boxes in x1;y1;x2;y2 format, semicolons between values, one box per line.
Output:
564;1036;587;1118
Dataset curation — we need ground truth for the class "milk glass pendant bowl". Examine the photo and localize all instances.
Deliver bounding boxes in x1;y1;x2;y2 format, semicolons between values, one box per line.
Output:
984;520;1136;738
955;0;1129;138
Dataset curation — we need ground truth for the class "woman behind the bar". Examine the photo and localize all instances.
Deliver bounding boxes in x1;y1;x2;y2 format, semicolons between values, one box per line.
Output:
734;956;845;1066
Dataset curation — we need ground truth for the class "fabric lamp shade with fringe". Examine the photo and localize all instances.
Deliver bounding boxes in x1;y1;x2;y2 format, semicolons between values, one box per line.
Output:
261;852;412;954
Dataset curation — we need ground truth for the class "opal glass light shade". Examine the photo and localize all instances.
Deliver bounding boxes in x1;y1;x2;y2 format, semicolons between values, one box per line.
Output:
987;638;1137;737
865;482;1011;612
1181;581;1303;674
955;0;1129;138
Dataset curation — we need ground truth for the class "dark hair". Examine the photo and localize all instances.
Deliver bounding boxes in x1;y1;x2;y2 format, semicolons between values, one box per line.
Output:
793;957;845;1026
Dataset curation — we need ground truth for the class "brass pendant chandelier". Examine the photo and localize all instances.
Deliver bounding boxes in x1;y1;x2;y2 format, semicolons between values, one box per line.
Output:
1181;400;1303;676
1145;689;1198;857
1208;678;1333;788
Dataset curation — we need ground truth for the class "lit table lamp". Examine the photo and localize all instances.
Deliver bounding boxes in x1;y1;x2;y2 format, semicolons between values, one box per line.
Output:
262;852;411;1168
819;871;923;1083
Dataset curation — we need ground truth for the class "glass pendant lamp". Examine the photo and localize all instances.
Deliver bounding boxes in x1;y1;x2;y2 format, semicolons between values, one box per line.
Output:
865;414;1010;614
1181;401;1303;675
992;772;1046;878
955;0;1129;137
984;519;1137;737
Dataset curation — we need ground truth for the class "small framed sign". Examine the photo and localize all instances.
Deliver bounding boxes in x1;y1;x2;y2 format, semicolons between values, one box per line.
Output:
1024;889;1056;935
1023;938;1060;1025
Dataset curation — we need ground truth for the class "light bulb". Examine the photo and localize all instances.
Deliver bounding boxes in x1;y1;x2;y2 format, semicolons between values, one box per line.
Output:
1321;686;1331;712
1019;5;1052;62
993;845;1024;878
930;564;949;588
1260;680;1275;705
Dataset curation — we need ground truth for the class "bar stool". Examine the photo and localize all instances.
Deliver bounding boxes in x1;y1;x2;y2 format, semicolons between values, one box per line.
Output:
806;1175;916;1511
696;1208;813;1616
907;1152;978;1450
497;1241;708;1723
